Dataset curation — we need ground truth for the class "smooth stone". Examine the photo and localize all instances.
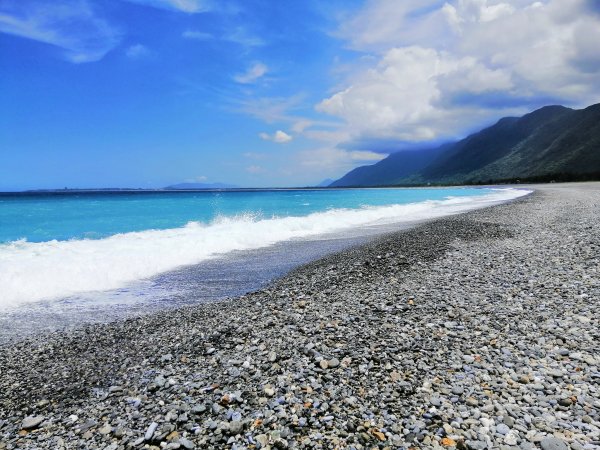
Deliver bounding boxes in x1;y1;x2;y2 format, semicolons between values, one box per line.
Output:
540;437;569;450
504;431;518;445
264;387;275;396
465;440;486;449
99;423;112;434
145;422;159;441
328;358;340;368
558;398;572;407
192;405;206;414
179;438;194;449
21;416;45;430
497;423;510;435
546;369;564;377
430;397;442;407
229;420;243;435
256;434;269;447
466;397;479;406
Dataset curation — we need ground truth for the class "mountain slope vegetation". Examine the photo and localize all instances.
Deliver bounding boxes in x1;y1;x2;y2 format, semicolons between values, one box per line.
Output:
331;103;600;186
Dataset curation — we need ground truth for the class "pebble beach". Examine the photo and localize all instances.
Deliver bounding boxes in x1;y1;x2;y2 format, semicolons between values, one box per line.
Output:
1;182;599;449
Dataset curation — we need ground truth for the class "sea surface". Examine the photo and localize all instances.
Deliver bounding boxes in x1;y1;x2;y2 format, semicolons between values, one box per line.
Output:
0;187;529;340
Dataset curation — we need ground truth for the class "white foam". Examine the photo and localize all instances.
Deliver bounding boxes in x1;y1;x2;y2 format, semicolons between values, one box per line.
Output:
0;188;530;308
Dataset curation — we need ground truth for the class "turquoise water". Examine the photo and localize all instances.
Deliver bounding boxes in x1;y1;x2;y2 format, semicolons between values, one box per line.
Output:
1;188;490;243
0;187;529;308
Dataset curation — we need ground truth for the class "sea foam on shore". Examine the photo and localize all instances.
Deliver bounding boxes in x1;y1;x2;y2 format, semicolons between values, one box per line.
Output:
0;188;528;308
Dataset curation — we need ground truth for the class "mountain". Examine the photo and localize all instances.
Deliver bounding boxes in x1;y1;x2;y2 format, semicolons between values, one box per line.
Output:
315;178;335;187
165;182;239;190
331;103;600;187
330;146;447;187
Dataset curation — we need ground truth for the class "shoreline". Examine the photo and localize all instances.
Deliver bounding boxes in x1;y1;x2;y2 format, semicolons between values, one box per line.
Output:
1;183;598;449
0;187;526;344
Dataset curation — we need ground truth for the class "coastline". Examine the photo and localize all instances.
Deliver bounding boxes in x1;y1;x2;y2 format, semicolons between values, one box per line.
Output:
0;187;525;343
1;183;598;449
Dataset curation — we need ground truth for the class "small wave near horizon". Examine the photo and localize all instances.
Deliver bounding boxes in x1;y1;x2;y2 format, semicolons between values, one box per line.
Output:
0;188;530;308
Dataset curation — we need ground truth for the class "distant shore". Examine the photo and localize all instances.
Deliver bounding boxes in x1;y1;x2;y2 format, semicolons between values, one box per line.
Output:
1;182;599;449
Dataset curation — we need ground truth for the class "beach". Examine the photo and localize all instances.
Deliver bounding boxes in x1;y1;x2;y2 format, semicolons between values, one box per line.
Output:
1;182;598;449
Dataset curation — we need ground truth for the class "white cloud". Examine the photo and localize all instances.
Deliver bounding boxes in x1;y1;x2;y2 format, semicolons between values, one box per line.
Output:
322;0;600;144
303;128;351;143
298;147;386;172
318;46;514;141
336;0;451;52
243;152;267;160
291;119;313;133
0;0;120;63
234;62;268;84
125;43;150;58
182;27;264;48
245;165;265;174
259;130;293;143
225;27;265;47
183;27;263;47
123;0;208;13
182;30;213;40
236;95;306;124
235;95;343;144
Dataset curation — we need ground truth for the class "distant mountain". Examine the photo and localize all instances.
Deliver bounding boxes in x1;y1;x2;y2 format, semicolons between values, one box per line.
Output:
330;146;447;187
315;178;335;187
331;103;600;186
165;182;239;190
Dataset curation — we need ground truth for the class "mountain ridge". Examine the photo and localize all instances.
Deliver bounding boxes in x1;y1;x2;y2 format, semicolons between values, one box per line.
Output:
331;103;600;187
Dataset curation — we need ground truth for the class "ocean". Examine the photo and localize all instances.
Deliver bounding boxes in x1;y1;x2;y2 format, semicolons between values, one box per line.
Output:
0;187;529;339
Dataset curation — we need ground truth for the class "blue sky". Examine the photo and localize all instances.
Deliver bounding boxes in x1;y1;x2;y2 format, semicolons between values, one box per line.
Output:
1;0;600;190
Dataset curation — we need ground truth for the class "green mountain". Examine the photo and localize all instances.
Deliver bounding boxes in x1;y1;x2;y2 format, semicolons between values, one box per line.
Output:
331;103;600;187
330;146;448;187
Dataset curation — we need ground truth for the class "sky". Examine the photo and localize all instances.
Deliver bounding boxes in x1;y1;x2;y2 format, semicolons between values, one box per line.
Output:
1;0;600;190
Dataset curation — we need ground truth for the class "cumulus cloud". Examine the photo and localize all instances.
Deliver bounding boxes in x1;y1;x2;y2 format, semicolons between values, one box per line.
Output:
322;0;600;144
0;0;120;63
259;130;293;143
317;45;514;141
234;62;268;84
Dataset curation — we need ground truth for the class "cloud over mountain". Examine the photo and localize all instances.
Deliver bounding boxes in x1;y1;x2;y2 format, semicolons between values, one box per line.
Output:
319;0;600;147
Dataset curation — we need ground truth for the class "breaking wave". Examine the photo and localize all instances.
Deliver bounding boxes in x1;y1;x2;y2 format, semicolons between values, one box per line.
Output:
0;188;529;307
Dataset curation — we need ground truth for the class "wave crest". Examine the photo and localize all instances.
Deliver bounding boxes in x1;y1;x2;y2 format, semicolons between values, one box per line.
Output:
0;189;529;308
